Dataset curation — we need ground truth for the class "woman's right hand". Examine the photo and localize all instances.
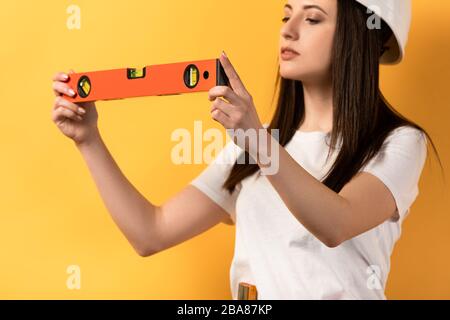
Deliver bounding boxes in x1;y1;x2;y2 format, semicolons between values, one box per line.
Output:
51;70;100;146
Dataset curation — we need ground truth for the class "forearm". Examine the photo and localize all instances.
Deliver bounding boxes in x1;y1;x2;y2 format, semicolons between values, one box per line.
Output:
75;133;158;254
251;131;350;247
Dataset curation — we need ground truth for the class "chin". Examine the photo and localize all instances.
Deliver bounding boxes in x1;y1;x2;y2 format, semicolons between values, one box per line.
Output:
280;64;329;83
279;66;307;81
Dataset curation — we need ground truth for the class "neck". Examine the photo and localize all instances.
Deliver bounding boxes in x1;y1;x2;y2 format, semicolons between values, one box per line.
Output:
299;79;333;133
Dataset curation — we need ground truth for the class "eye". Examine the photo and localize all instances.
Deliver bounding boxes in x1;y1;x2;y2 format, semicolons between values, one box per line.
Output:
282;17;320;24
306;18;320;24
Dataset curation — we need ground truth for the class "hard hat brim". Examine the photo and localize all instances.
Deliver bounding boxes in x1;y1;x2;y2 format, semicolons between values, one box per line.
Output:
355;0;411;65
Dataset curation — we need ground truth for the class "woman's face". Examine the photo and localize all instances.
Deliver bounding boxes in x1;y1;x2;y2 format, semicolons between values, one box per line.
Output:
279;0;337;84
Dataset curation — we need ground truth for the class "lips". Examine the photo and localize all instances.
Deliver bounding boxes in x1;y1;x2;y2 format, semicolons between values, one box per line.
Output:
281;47;300;55
281;47;300;60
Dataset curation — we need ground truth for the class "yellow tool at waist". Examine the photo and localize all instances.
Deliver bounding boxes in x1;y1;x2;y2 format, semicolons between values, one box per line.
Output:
238;282;258;300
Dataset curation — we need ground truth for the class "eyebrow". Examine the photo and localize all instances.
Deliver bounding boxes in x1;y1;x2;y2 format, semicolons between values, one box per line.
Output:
284;4;328;16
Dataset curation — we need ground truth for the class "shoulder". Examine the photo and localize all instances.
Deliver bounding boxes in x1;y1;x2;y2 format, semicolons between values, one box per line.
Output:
363;125;428;173
379;125;428;159
384;125;427;146
214;138;245;165
360;126;429;222
361;125;428;174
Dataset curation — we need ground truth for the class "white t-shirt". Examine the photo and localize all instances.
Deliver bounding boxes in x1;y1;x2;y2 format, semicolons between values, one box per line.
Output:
189;125;427;300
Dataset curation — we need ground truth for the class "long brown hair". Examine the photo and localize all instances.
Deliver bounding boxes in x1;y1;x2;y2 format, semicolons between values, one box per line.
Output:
223;0;443;194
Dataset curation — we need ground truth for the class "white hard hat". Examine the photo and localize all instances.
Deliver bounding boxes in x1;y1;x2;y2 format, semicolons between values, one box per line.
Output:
355;0;412;64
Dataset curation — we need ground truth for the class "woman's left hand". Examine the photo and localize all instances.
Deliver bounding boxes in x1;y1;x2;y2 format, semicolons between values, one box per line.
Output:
208;51;265;152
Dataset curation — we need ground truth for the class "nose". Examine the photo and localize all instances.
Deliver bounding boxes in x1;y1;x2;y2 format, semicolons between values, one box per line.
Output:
280;17;300;41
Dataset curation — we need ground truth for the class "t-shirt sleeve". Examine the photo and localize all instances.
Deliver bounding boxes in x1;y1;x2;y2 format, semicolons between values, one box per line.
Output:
360;126;428;223
189;140;244;221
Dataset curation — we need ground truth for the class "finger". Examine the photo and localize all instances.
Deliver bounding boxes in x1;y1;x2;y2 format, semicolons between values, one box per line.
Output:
52;72;70;82
54;96;86;115
208;86;240;105
211;98;234;117
53;81;76;97
53;106;83;122
219;52;248;96
211;109;232;128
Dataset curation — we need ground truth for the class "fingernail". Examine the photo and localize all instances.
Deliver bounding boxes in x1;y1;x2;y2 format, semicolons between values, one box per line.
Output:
62;74;69;80
78;107;86;114
69;89;75;96
222;50;227;58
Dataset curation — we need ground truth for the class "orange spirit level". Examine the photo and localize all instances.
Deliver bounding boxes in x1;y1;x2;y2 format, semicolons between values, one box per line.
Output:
238;282;258;300
65;58;230;103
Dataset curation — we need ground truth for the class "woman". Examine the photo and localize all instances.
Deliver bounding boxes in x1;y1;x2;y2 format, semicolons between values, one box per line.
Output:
51;0;440;299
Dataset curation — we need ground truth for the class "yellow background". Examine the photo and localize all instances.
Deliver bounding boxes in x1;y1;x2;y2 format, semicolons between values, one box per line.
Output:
0;0;448;299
